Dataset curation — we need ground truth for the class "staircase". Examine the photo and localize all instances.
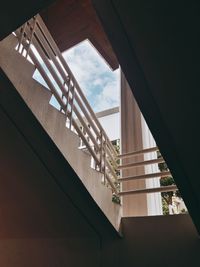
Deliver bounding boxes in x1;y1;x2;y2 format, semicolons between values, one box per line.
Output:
0;14;179;227
0;32;121;231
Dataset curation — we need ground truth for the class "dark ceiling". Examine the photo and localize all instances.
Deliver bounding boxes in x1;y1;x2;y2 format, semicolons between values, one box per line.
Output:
92;0;200;233
0;0;118;70
0;0;54;40
41;0;118;70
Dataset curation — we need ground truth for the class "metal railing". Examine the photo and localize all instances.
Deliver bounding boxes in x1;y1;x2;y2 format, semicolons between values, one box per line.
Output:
14;15;177;198
15;15;118;194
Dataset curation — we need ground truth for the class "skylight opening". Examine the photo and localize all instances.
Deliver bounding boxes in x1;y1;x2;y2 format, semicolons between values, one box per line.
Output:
62;39;120;113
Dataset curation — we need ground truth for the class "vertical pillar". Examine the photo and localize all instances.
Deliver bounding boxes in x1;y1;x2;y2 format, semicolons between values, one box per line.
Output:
141;116;163;215
120;71;148;216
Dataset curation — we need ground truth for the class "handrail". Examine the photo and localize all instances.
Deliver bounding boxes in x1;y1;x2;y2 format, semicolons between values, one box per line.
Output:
36;15;117;158
14;15;175;199
37;15;118;158
15;15;118;194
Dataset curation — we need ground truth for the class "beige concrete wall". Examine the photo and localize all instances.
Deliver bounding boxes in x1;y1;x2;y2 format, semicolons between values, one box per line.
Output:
120;71;148;216
0;34;121;231
141;115;163;215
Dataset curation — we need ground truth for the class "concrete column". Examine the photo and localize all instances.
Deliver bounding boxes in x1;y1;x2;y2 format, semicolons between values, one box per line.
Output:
141;115;163;215
120;71;148;216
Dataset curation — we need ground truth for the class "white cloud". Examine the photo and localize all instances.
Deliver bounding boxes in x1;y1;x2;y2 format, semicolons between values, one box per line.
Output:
31;39;119;112
94;69;120;111
63;40;120;112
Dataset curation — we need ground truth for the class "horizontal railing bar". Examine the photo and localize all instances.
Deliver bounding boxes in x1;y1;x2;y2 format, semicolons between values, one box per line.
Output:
119;185;178;196
24;28;67;97
106;145;118;169
37;17;101;129
71;118;100;165
16;16;120;193
20;30;100;162
73;105;100;151
26;18;37;57
118;146;158;158
37;15;117;157
31;24;102;143
32;22;70;85
105;172;118;195
73;91;101;139
36;16;59;57
118;158;164;170
105;158;118;181
17;23;27;51
118;171;171;182
104;136;118;158
25;28;100;152
24;43;66;110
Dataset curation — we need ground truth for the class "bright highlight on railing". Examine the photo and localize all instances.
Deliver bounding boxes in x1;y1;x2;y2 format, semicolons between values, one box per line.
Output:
15;15;177;199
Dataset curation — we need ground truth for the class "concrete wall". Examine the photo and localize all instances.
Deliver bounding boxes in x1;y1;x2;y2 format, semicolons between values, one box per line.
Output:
121;71;162;216
120;71;148;216
0;34;121;231
97;108;120;141
141;115;163;215
118;214;200;267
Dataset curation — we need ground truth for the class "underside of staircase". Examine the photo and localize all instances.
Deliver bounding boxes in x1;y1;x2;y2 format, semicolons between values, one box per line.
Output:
0;34;121;231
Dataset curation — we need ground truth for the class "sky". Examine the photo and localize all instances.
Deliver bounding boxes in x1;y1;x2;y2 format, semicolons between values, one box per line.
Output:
63;40;120;112
33;39;120;112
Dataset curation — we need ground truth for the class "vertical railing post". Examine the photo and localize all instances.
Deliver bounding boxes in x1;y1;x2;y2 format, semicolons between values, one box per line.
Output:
26;16;37;58
17;23;27;53
100;131;103;173
14;15;119;195
103;136;107;185
60;81;66;112
65;79;71;127
69;85;75;130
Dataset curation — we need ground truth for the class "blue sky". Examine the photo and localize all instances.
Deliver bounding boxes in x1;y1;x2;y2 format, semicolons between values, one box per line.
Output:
33;40;120;112
63;40;120;112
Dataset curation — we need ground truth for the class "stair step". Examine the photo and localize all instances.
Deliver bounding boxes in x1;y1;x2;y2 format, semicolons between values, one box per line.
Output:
23;81;52;113
119;185;177;196
0;35;83;155
1;20;120;231
79;145;92;155
2;33;18;49
43;104;81;150
0;34;36;80
118;171;171;182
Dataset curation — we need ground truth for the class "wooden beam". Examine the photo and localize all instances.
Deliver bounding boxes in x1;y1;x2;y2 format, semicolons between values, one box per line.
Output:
118;146;158;159
118;171;171;182
118;158;164;170
119;185;178;196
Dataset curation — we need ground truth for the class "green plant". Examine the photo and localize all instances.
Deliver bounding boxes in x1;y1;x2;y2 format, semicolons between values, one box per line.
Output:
111;139;121;204
157;151;180;213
